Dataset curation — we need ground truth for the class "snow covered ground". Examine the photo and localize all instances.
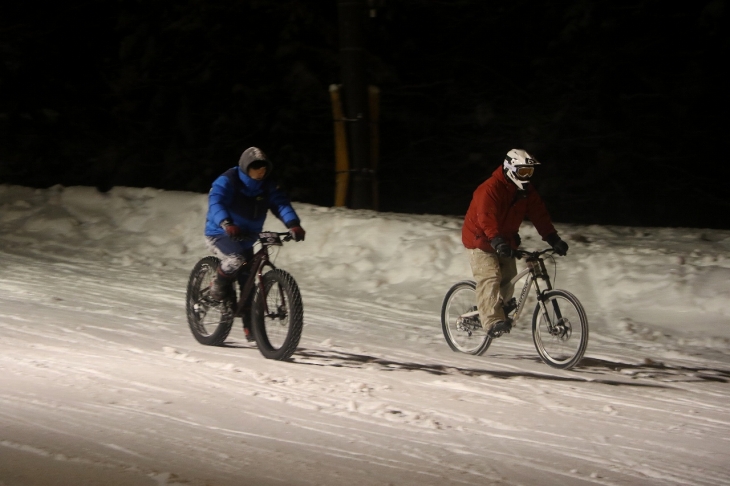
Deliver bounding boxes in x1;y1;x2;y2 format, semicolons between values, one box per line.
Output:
1;184;729;486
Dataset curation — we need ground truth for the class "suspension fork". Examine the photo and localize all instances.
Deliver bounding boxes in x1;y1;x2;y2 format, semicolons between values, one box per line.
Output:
532;258;563;327
256;260;277;315
236;252;275;316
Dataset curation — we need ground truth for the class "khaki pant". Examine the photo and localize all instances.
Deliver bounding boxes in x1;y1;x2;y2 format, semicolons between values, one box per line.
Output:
468;248;517;331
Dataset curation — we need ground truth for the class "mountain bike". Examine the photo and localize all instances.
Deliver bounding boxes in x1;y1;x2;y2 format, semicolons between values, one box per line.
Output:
441;248;588;370
185;231;303;360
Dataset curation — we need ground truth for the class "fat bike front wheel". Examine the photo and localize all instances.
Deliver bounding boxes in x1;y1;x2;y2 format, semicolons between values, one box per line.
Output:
251;269;303;360
186;256;235;346
532;289;588;370
441;280;492;355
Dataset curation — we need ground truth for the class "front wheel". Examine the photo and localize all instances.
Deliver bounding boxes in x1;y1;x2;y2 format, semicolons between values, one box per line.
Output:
441;280;492;355
532;289;588;369
251;269;303;360
186;257;235;346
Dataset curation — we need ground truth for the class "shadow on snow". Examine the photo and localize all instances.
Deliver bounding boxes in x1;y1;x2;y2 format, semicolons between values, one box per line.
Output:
290;348;676;388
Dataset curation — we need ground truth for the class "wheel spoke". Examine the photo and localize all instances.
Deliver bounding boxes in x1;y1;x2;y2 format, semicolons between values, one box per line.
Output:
532;290;588;369
441;281;491;355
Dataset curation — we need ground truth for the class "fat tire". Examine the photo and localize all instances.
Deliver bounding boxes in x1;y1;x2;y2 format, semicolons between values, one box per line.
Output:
441;280;492;356
531;289;588;370
251;269;303;360
186;256;235;346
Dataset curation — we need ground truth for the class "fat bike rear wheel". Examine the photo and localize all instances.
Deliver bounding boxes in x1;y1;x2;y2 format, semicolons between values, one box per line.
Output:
186;256;235;346
532;289;588;370
441;280;492;355
251;269;303;360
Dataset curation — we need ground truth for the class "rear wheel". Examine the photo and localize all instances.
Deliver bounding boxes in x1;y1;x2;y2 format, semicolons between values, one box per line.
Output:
251;269;303;360
441;280;492;355
532;289;588;369
186;257;235;346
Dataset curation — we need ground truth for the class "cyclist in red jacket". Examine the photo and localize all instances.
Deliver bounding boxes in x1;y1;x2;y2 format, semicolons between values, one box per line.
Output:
462;149;569;337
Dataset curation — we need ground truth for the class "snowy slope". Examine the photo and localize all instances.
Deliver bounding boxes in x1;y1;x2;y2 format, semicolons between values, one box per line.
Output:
1;184;729;486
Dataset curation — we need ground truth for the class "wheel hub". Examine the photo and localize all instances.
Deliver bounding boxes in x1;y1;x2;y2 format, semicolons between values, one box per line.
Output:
550;318;572;340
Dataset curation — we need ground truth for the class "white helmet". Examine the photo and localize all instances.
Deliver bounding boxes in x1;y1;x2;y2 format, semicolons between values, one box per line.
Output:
503;148;540;190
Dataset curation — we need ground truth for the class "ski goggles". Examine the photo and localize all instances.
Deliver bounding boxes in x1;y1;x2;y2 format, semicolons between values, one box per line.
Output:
515;166;534;178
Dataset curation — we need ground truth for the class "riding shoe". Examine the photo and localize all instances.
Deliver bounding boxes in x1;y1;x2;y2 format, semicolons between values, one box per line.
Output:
243;326;255;342
209;269;234;302
488;320;512;338
502;298;517;315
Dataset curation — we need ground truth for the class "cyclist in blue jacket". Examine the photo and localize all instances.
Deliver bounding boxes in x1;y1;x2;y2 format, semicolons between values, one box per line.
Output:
205;146;305;302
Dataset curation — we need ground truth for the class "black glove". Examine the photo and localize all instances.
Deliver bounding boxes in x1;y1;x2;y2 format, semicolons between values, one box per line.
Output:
546;233;569;256
490;236;513;258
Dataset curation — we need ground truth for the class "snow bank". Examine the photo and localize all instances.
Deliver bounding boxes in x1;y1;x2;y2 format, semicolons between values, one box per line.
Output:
1;184;728;339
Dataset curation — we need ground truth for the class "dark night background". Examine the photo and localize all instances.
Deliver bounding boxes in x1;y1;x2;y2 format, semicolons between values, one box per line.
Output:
1;0;728;229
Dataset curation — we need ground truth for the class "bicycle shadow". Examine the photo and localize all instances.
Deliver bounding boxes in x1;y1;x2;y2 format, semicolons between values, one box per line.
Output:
219;342;253;349
577;356;730;383
290;348;672;388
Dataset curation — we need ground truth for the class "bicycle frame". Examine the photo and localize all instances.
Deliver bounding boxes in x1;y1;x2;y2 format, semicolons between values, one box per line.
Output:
509;253;558;327
234;232;287;318
442;247;587;368
458;252;555;324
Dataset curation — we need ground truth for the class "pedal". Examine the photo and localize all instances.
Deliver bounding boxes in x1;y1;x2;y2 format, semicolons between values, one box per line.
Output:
488;320;512;338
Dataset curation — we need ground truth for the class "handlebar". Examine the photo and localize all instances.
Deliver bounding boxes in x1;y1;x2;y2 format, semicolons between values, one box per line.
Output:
512;248;555;260
257;230;294;246
230;231;293;243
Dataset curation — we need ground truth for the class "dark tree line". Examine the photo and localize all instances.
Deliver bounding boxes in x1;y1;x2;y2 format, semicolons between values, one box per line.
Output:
1;0;727;228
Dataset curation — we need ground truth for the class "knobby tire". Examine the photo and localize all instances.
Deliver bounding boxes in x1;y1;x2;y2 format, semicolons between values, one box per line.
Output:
251;269;303;360
186;256;235;346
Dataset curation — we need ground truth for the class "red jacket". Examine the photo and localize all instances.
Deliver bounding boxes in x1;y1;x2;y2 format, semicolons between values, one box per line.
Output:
462;165;557;252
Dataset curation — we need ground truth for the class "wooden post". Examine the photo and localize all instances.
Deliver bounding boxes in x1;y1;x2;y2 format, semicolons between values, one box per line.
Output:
337;0;372;209
329;84;349;207
368;85;380;211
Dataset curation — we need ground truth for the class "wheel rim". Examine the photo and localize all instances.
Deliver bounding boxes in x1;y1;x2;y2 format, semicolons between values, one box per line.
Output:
262;281;290;349
191;264;229;337
444;286;488;354
534;294;585;366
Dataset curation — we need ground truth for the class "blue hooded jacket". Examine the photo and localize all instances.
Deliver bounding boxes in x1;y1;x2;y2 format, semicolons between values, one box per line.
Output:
204;149;299;247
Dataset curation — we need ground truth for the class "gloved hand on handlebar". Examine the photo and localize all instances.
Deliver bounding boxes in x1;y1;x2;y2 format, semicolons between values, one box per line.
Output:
490;236;513;258
286;221;306;242
546;233;569;256
221;219;256;242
